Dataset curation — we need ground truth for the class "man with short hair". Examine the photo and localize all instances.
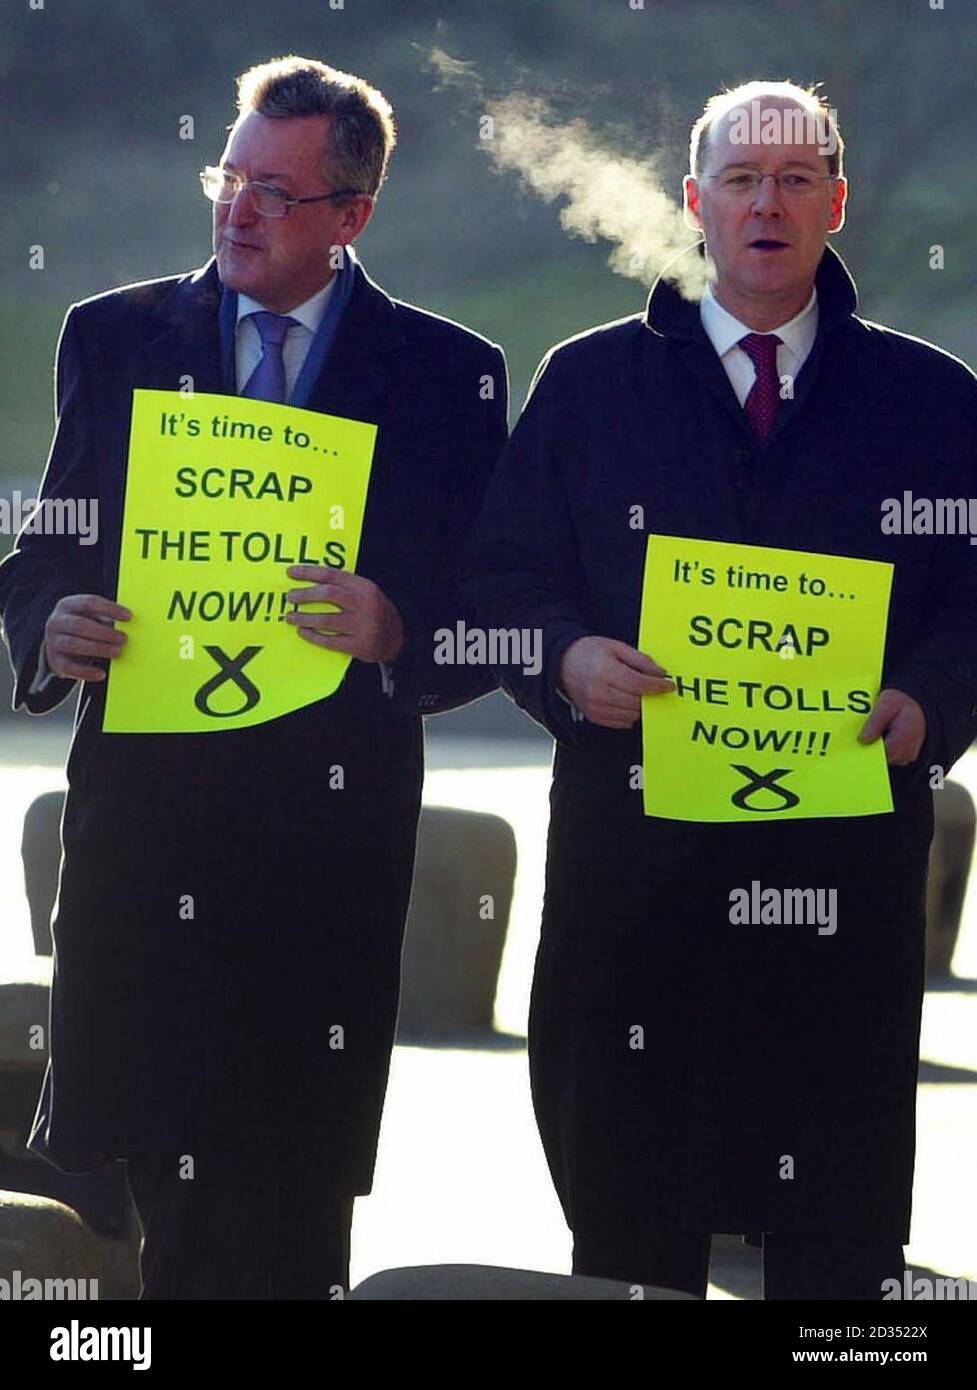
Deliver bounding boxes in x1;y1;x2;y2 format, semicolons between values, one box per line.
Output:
469;80;977;1299
0;55;507;1298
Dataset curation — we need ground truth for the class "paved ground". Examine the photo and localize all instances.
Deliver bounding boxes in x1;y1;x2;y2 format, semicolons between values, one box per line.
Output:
1;727;974;1298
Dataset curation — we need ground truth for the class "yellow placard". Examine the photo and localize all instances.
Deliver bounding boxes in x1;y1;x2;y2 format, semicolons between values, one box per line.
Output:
638;535;894;822
103;389;377;733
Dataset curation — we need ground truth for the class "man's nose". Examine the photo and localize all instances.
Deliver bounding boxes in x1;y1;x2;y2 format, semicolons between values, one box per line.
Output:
226;184;258;226
751;175;785;214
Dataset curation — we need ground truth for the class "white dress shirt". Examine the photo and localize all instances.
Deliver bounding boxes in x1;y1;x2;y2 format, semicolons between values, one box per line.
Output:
698;282;819;402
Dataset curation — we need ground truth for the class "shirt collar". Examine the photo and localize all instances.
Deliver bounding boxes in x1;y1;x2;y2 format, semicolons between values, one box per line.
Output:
236;275;336;334
699;283;818;361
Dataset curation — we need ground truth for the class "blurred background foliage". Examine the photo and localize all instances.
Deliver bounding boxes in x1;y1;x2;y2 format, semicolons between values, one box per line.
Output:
2;0;974;482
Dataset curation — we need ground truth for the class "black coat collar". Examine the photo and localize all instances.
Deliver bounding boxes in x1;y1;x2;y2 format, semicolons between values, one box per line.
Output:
637;241;859;452
142;254;403;421
645;239;858;341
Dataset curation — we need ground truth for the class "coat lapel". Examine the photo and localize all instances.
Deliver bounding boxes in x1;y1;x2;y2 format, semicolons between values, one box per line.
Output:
670;336;750;435
140;258;225;396
102;261;224;596
301;261;402;426
643;241;751;436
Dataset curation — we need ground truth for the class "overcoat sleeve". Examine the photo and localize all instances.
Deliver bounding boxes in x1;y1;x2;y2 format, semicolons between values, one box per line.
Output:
884;377;977;779
465;348;597;743
0;306;102;715
380;343;510;716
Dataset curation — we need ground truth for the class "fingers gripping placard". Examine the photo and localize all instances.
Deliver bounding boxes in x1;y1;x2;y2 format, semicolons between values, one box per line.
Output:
638;536;894;822
103;389;377;733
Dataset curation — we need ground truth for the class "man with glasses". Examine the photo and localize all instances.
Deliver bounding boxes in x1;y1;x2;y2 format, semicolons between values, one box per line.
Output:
469;81;977;1298
0;55;507;1298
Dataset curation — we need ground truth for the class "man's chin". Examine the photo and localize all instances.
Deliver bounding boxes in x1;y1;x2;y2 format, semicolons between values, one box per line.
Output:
216;248;265;294
743;248;814;283
740;264;811;301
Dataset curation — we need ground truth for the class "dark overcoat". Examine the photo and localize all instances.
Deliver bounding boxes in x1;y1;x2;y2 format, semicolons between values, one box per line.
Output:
0;257;507;1183
469;244;977;1239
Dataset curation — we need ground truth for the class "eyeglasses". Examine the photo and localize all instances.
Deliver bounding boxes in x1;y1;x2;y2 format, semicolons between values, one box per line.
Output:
708;169;837;199
199;166;362;218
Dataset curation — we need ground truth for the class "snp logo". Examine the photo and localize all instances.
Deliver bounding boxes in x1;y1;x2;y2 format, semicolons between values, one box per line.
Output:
50;1320;151;1370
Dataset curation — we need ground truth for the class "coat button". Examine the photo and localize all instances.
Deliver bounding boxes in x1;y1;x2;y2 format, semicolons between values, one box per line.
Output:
733;448;752;489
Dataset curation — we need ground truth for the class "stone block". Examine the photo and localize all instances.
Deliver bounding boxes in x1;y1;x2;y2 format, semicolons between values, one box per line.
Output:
349;1263;697;1300
0;1189;102;1298
926;780;975;974
397;807;516;1038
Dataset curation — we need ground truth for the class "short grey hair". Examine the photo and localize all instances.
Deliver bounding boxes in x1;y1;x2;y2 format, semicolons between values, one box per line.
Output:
690;80;844;179
235;55;397;198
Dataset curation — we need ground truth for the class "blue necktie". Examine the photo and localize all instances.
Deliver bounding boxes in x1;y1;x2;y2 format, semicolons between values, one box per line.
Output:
241;311;297;403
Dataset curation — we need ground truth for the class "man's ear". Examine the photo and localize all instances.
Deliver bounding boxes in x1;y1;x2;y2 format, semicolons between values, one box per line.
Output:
336;195;375;248
683;174;703;232
827;176;848;234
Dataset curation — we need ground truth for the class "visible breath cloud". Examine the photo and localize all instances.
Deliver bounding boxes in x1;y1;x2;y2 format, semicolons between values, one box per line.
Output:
428;48;709;300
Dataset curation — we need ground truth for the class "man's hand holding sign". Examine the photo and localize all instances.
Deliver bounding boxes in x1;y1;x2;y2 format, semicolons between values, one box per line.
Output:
559;636;675;728
284;566;405;662
43;594;132;683
857;686;927;767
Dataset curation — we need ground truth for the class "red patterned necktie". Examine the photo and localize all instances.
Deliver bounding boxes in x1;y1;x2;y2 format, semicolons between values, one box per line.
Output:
738;332;783;442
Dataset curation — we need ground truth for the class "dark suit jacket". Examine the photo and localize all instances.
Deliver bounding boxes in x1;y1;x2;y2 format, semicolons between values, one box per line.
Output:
0;256;508;1181
467;243;977;1237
